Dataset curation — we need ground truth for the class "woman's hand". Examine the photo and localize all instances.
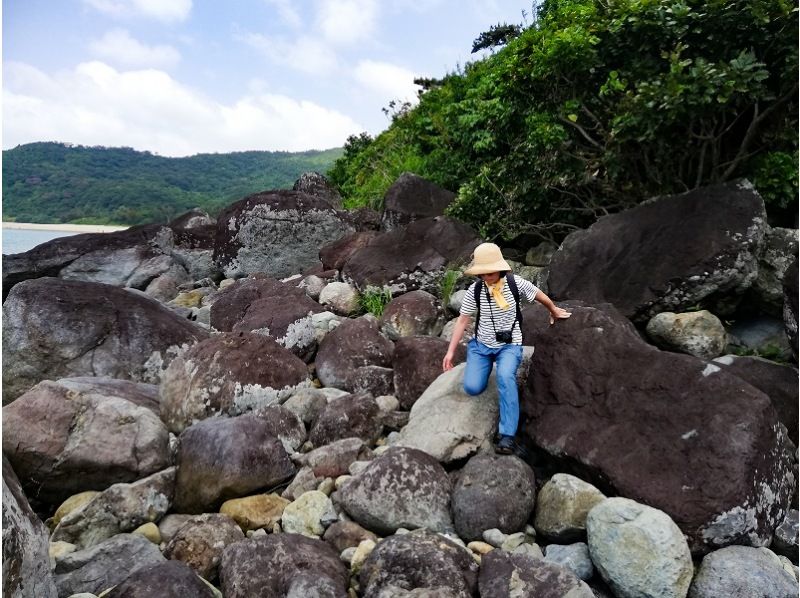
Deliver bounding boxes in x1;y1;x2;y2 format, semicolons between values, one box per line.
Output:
549;306;572;325
442;350;455;372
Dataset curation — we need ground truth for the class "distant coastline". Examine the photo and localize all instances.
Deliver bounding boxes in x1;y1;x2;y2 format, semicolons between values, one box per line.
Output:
3;222;128;233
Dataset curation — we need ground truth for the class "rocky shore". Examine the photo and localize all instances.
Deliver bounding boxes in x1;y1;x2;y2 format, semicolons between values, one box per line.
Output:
2;173;798;597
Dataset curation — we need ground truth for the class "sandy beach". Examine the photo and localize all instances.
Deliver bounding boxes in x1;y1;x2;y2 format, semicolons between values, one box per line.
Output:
2;222;129;233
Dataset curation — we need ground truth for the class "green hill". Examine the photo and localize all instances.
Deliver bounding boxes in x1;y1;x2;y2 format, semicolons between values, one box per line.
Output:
2;142;343;225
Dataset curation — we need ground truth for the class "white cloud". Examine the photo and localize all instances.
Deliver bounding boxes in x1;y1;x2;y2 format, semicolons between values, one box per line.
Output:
89;29;181;69
353;60;421;105
82;0;192;22
238;32;338;75
3;61;363;155
263;0;302;29
315;0;379;45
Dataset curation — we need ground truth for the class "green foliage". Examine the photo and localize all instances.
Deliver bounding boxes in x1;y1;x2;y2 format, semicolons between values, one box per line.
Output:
731;343;792;364
359;286;393;317
439;269;463;308
3;142;342;225
328;0;798;241
471;23;522;53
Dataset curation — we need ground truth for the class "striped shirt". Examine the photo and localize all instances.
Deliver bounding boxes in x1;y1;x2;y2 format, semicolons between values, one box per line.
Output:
460;274;539;347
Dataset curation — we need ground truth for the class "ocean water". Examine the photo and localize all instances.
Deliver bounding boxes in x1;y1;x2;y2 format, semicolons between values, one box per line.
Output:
2;229;81;255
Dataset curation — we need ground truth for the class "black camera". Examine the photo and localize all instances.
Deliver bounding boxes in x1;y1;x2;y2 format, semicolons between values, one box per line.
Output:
495;330;513;344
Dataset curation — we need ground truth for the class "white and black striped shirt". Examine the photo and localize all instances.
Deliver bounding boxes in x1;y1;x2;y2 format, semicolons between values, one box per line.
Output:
460;274;539;347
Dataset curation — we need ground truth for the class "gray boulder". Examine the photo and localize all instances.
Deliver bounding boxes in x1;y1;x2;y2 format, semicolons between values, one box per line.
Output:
381;172;456;231
645;310;727;359
293;171;343;209
348;365;395;397
338;447;453;535
2;278;207;403
2;457;58;598
103;560;217;598
308;394;382;448
520;301;796;553
219;533;348;598
772;509;798;563
543;543;594;581
315;317;394;392
379;290;446;340
3;380;170;505
451;453;536;542
359;529;478;598
213;190;355;279
160;332;311;434
478;549;593;598
163;513;244;582
689;545;796;598
534;474;606;543
51;468;175;549
174;415;296;513
750;226;799;317
547;180;767;322
54;534;165;598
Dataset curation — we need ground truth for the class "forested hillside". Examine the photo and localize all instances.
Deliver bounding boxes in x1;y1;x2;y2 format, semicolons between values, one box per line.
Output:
328;0;798;242
2;142;342;225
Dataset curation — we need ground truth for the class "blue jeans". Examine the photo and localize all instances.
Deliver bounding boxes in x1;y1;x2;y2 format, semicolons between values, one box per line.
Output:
463;339;524;437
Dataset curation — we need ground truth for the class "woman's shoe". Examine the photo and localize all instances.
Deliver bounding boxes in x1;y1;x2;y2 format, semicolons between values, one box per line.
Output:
495;435;514;455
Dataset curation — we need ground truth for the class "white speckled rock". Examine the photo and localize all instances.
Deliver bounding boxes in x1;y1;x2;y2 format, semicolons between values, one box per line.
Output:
534;473;606;542
645;310;727;359
319;282;360;316
281;490;337;537
587;498;693;598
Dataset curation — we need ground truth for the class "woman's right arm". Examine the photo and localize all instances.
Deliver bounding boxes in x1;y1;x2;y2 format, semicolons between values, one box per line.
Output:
442;314;472;371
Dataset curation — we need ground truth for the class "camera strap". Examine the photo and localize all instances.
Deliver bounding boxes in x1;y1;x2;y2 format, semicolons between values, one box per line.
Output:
473;273;522;337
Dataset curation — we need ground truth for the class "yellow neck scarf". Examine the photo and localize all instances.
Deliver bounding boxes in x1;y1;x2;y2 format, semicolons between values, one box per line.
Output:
488;279;510;310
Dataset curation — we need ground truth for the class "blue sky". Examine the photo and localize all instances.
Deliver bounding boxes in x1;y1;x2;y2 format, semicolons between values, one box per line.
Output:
3;0;535;156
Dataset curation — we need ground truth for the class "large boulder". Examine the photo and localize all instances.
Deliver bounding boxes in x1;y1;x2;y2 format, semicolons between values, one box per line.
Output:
645;310;727;359
2;278;207;403
337;447;453;535
391;364;497;463
160;332;310;433
534;474;607;543
749;226;798;317
320;231;379;271
586;498;694;598
293;171;343;209
2;457;58;598
712;355;799;446
341;216;480;294
451;453;536;542
688;545;797;598
3;380;170;506
380;172;456;231
520;301;796;553
52;376;160;414
783;257;798;360
219;534;348;598
54;534;165;598
359;529;479;598
393;336;466;410
379;290;446;340
174;414;296;513
547;180;768;322
213;190;355;279
103;560;217;598
308;393;382;448
315;317;394;392
478;550;593;598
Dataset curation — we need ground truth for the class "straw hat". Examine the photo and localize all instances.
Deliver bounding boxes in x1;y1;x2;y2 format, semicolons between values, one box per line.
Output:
463;243;512;276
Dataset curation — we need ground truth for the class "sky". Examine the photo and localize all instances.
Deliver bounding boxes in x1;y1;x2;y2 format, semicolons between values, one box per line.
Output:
3;0;535;156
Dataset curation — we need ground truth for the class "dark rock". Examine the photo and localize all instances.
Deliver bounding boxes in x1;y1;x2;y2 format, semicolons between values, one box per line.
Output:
379;290;446;340
783;257;798;360
54;534;165;598
170;207;216;230
160;332;310;433
359;529;478;598
348;365;395;397
547;181;767;322
2;457;58;598
3;381;169;506
451;454;536;542
381;173;456;231
520;301;796;553
478;550;593;598
393;336;466;410
163;513;245;581
213;190;355;278
315;317;394;392
342;206;382;232
210;275;308;331
320;231;380;271
219;533;348;598
104;560;216;598
308;393;383;447
713;355;798;446
323;520;379;553
341;216;480;294
169;222;220;282
293;171;343;209
2;278;207;403
338;447;453;535
174;414;296;513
